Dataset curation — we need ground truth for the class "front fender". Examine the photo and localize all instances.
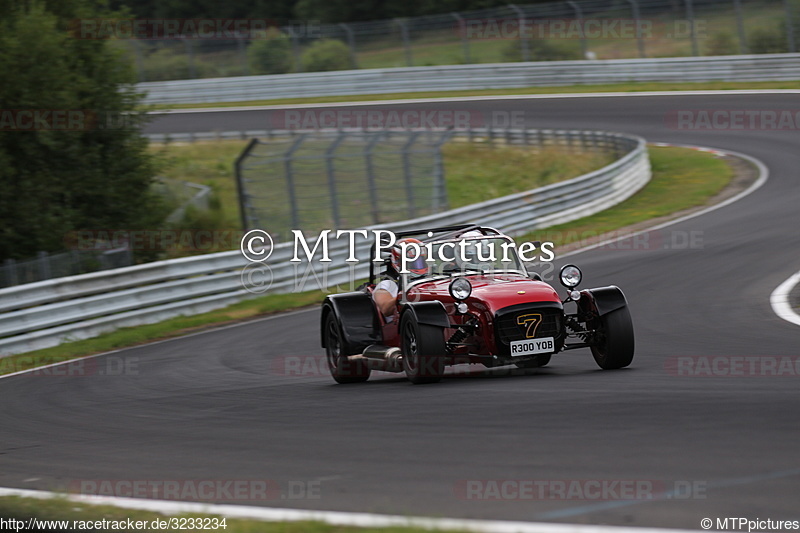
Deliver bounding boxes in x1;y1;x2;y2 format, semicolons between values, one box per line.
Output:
320;291;382;350
579;285;629;317
401;301;450;328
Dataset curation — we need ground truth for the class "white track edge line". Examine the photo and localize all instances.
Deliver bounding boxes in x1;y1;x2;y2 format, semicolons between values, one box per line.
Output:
560;144;769;259
770;270;800;327
147;89;800;114
0;487;699;533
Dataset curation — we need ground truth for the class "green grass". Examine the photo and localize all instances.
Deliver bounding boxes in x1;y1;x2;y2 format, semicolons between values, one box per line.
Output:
443;143;613;208
150;140;612;255
148;80;800;110
3;145;732;373
151;139;248;233
0;496;467;533
520;145;734;249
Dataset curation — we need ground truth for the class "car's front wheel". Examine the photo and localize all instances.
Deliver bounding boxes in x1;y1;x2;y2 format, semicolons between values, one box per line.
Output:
400;312;446;384
590;306;635;370
324;312;371;384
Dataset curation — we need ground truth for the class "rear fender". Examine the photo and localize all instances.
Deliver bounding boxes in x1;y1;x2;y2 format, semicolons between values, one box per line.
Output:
320;292;382;350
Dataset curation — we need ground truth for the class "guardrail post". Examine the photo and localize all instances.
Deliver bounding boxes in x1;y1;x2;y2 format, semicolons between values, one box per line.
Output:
431;131;453;212
364;132;384;224
286;26;303;72
184;38;197;78
130;40;146;82
395;19;414;66
566;1;588;59
783;0;797;52
625;0;646;58
325;133;346;229
284;134;306;231
235;139;260;230
339;23;359;68
37;251;51;281
451;12;472;64
733;0;748;54
3;259;17;287
509;4;531;62
236;32;249;75
402;132;422;218
685;0;699;56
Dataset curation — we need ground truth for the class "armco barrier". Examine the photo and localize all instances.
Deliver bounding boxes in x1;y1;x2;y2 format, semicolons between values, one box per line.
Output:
0;128;649;356
140;54;800;105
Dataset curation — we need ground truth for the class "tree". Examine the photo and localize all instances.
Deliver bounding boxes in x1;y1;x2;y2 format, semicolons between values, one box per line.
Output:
301;39;353;72
0;0;163;260
249;30;294;74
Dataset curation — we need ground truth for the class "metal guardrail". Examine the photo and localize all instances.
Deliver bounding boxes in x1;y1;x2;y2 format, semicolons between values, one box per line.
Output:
140;54;800;105
0;128;649;356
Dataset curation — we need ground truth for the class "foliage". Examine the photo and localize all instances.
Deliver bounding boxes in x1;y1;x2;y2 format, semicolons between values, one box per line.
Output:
501;38;581;62
0;0;163;261
748;25;789;54
301;39;353;72
706;31;738;56
248;30;294;75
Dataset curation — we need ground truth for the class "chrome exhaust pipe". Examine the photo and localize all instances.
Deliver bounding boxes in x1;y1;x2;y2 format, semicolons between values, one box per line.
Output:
347;345;404;372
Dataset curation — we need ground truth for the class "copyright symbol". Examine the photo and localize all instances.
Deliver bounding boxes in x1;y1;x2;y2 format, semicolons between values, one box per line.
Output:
241;263;273;294
701;518;713;529
241;229;274;263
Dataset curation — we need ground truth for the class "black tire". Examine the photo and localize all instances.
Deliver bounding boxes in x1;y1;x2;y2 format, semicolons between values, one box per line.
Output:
591;306;635;370
400;312;446;384
515;354;552;369
323;312;370;384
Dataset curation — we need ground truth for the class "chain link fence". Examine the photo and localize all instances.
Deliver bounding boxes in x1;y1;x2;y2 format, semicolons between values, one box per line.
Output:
0;249;133;289
234;127;637;242
119;0;798;81
235;130;452;241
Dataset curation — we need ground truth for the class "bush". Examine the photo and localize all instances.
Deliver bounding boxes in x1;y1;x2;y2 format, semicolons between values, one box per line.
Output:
706;31;738;56
749;26;789;54
301;39;354;72
142;47;200;81
501;38;580;62
248;31;293;75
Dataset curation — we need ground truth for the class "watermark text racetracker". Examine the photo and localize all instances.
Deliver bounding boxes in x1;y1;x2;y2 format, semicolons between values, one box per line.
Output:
455;479;707;500
239;229;555;294
70;479;321;501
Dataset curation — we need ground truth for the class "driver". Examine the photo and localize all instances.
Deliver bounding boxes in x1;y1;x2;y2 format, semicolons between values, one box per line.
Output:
373;238;428;322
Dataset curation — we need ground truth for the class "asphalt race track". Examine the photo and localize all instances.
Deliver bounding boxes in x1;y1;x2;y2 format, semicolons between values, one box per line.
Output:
2;93;799;528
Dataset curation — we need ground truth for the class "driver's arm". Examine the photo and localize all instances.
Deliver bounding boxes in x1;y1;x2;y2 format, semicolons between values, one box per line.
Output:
373;279;399;317
373;289;396;317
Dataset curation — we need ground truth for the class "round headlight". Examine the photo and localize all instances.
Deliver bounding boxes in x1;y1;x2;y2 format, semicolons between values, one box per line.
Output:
559;264;582;288
449;277;472;301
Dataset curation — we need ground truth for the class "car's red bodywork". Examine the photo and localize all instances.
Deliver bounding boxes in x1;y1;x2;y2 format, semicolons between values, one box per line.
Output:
373;274;563;358
320;224;634;384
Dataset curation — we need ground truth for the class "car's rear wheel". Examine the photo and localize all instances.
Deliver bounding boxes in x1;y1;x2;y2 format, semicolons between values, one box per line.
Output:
324;312;370;384
400;312;445;384
591;306;635;370
515;354;552;369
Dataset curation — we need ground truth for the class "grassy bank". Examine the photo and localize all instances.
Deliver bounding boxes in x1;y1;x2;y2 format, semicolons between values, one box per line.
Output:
151;139;613;255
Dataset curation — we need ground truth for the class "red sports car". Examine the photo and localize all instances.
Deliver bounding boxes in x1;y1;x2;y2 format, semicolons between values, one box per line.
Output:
320;224;634;384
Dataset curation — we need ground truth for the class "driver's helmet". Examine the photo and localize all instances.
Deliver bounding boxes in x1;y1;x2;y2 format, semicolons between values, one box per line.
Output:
391;238;428;276
459;230;484;266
